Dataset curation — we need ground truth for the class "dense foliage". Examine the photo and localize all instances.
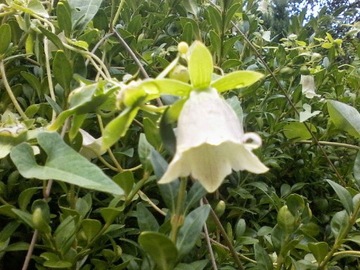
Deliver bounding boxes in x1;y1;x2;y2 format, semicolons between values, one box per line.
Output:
0;0;360;269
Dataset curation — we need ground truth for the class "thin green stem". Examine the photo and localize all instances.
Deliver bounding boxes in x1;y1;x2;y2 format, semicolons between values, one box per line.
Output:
0;61;28;120
138;190;166;216
333;250;360;257
203;197;244;270
43;36;57;122
62;43;112;79
21;230;39;270
208;238;257;264
112;28;149;79
97;115;123;172
169;178;187;242
201;200;218;270
111;0;126;30
125;172;150;206
299;140;360;151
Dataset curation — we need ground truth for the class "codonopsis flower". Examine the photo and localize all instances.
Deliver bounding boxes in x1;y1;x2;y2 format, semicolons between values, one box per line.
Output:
158;88;269;193
300;75;320;99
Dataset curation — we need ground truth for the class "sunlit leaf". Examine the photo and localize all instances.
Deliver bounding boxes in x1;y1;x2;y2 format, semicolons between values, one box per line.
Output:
139;232;178;270
10;132;123;195
328;100;360;138
211;71;264;92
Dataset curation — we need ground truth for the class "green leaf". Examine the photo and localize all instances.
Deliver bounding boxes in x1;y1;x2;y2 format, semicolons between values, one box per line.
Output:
0;24;11;55
326;179;353;214
150;149;179;213
27;0;49;17
53;50;73;93
81;219;102;241
10;132;123;195
181;22;193;44
54;216;76;254
20;71;42;99
11;209;34;228
308;242;328;264
113;171;134;196
136;203;160;232
254;243;273;270
174;260;209;270
40;252;72;268
327;100;360;138
177;205;210;258
188;41;213;89
39;26;64;49
224;3;241;30
209;30;221;58
143;117;161;149
102;107;139;150
68;0;103;32
138;133;155;172
211;71;264;93
43;260;73;269
141;79;191;97
18;187;41;211
206;6;222;34
0;131;27;159
138;232;178;270
283;122;316;141
4;242;30;252
56;1;72;37
330;210;349;239
100;207;122;225
0;221;20;242
184;182;207;214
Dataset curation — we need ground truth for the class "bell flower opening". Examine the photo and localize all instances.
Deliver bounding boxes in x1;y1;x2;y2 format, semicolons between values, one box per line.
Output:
158;88;268;193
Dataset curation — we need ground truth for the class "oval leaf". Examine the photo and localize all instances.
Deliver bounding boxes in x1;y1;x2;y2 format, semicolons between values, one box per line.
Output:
327;179;353;214
0;24;11;55
139;232;178;270
176;205;210;258
211;71;264;92
327;100;360;138
10;132;123;195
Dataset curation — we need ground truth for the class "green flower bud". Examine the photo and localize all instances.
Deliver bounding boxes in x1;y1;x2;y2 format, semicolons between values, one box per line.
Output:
277;205;297;233
214;200;226;217
169;65;190;83
32;207;51;233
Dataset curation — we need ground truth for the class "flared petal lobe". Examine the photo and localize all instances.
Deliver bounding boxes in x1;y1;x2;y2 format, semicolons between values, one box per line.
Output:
159;88;268;192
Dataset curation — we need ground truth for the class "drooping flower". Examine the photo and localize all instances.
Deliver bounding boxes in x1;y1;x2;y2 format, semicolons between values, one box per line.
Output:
300;75;320;99
158;88;268;193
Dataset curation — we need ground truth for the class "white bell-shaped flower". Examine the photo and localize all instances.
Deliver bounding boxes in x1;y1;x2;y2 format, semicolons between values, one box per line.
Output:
300;75;320;99
158;88;268;192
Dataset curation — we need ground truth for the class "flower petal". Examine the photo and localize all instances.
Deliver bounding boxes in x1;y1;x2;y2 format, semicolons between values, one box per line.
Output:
158;153;191;184
300;75;320;99
176;88;243;149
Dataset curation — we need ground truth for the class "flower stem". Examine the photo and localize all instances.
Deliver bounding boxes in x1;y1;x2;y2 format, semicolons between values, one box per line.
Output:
169;178;187;242
203;197;244;270
0;61;28;120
